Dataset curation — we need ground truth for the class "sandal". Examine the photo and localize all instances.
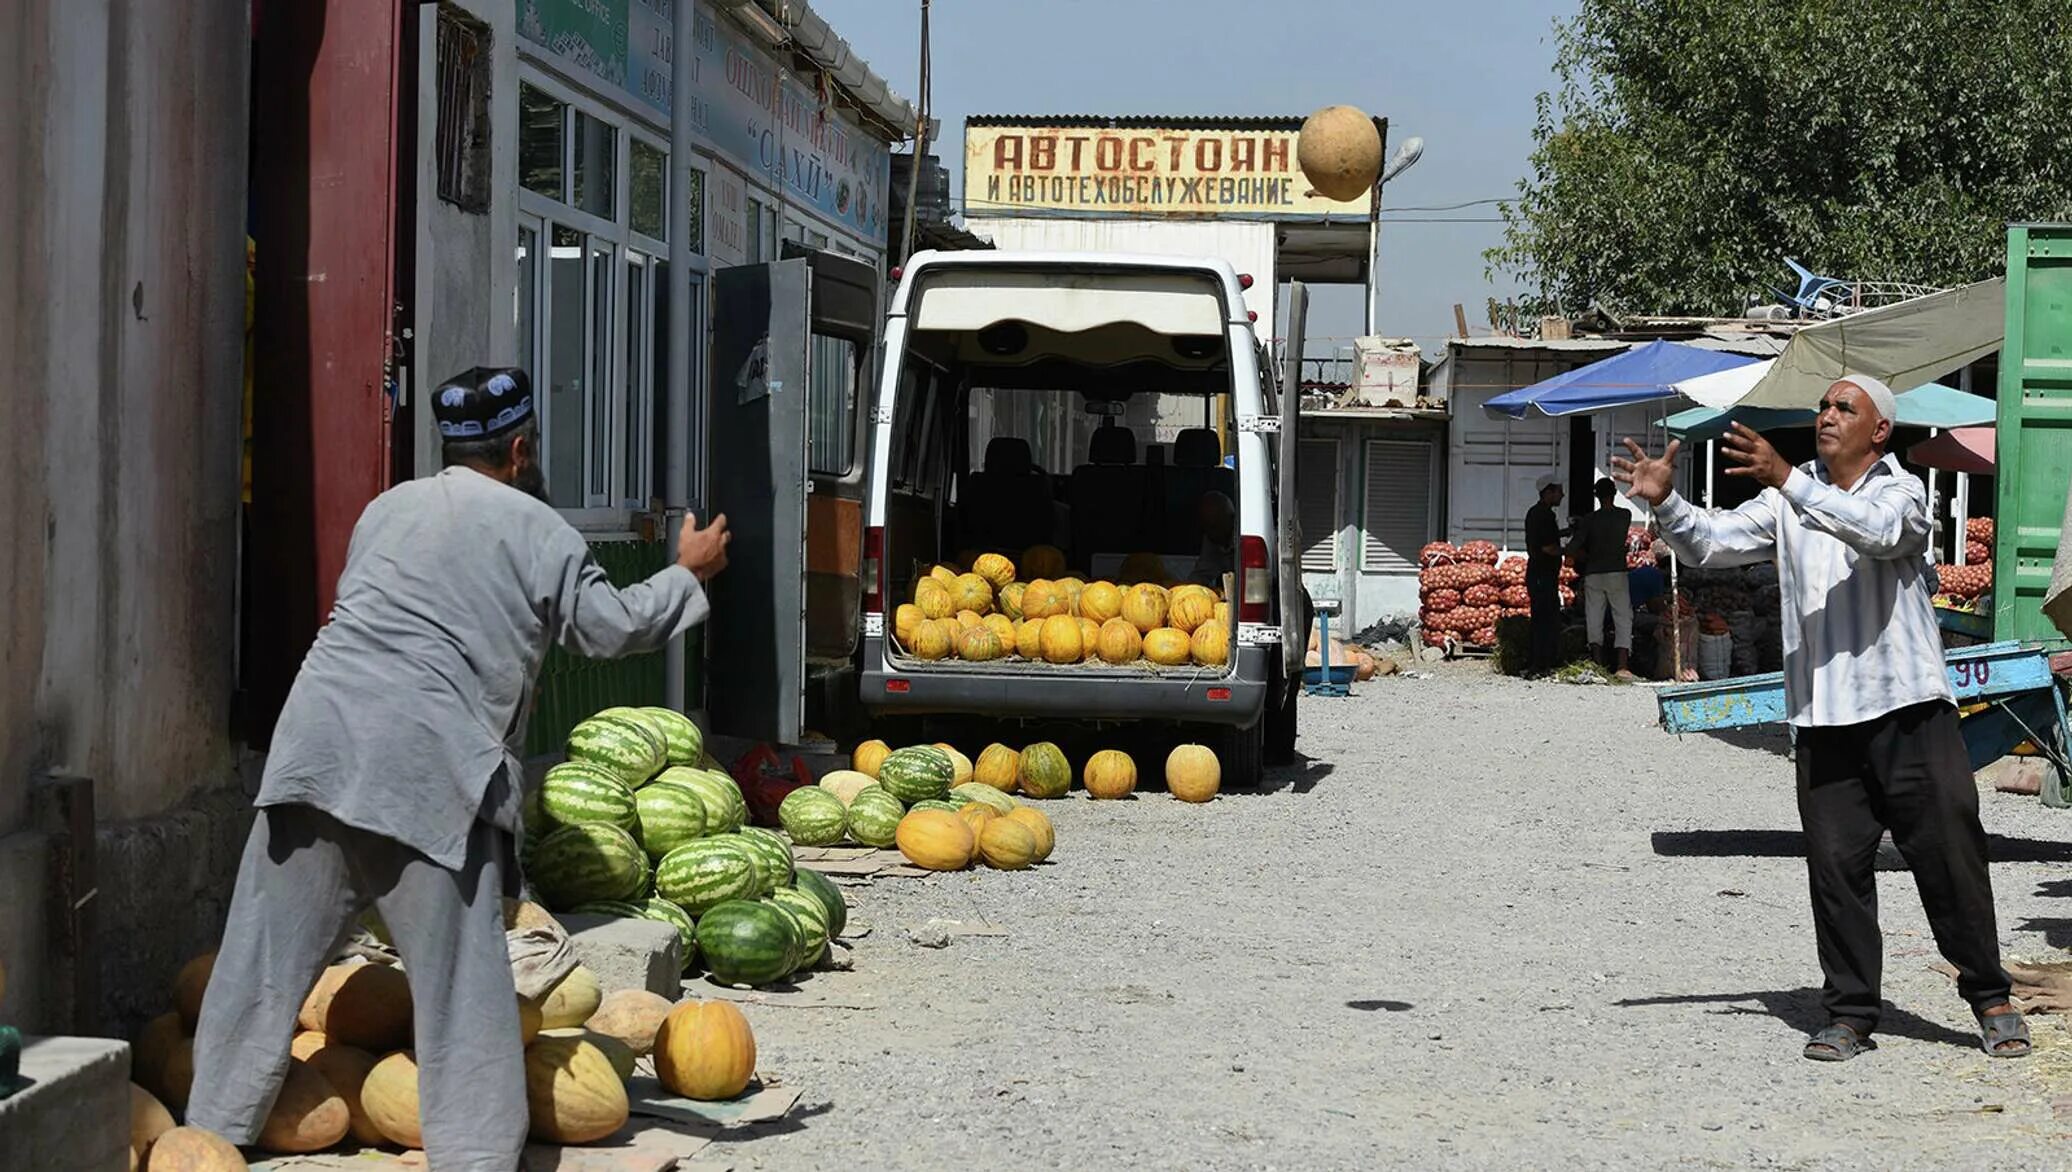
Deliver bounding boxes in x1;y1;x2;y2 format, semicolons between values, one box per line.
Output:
1979;1007;2032;1058
1803;1023;1876;1062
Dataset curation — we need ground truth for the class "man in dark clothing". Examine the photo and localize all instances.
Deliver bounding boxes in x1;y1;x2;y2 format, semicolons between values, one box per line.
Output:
1567;477;1636;677
1524;474;1565;675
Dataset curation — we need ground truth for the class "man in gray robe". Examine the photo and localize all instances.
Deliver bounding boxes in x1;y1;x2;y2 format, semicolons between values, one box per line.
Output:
187;367;731;1169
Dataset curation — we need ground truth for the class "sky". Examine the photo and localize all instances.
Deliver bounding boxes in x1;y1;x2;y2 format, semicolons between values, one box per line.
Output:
808;0;1575;356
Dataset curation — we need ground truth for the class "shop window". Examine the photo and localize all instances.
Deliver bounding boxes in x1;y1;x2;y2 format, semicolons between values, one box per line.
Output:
1361;439;1434;573
546;224;587;507
573;111;616;220
623;254;653;506
516;226;538;373
434;4;492;213
1297;438;1339;573
587;242;614;501
809;334;860;475
629;139;667;240
519;84;564;200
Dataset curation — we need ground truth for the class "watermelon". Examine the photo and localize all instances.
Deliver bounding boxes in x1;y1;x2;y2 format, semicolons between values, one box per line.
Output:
633;780;709;861
907;799;959;815
529;823;650;909
877;746;954;804
736;826;794;893
941;788;974;809
637;896;698;969
540;762;639;833
568;713;667;788
696;900;798;987
569;899;646;920
790;867;849;940
767;890;828;968
661;767;747;835
638;706;705;766
846;791;902;848
654;839;759;914
951;783;1017;816
777;788;847;846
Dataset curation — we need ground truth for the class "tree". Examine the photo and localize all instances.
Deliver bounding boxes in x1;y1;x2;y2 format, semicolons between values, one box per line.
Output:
1487;1;2072;319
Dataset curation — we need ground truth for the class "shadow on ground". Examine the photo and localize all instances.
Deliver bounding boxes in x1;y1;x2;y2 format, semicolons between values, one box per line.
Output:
1652;830;2072;864
1677;725;1797;759
1613;987;1979;1051
1256;751;1334;796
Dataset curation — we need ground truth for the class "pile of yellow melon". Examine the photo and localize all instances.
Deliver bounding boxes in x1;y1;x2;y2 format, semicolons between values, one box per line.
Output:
128;913;762;1168
891;547;1231;669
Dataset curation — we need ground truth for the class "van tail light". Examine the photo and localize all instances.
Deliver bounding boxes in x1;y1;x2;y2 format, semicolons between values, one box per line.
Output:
1240;535;1269;623
863;526;886;616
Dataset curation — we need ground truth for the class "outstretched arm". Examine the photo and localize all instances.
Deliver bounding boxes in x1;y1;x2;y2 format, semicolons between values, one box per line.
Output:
1613;437;1778;568
544;513;730;658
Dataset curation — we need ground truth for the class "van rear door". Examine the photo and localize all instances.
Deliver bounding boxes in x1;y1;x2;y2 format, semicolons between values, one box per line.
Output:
707;259;811;745
1277;282;1309;673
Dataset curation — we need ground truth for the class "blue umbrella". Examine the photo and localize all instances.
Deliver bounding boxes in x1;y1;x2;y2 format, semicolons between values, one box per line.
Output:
1483;339;1764;419
1660;382;1994;440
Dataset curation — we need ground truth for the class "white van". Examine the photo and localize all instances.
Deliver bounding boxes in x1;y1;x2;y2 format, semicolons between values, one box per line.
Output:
849;250;1310;785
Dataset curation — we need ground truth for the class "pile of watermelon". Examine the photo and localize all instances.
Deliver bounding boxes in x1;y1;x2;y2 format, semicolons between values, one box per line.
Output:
522;706;848;989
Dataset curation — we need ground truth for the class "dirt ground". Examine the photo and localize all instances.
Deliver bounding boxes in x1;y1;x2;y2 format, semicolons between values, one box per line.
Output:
711;662;2072;1170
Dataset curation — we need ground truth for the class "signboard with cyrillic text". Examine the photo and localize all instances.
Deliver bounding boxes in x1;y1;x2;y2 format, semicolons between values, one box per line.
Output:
964;121;1373;220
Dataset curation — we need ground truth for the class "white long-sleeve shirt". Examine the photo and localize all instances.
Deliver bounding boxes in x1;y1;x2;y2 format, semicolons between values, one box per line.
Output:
1653;453;1951;728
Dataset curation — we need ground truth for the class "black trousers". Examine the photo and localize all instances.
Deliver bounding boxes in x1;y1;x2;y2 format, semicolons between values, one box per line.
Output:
1795;700;2011;1032
1526;568;1561;672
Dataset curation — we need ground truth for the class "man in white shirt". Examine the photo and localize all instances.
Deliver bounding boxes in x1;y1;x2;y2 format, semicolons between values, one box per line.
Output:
1614;374;2027;1063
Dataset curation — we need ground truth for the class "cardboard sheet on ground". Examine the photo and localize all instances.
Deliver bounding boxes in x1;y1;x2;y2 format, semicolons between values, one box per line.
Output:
627;1076;801;1128
789;845;929;879
250;1115;721;1172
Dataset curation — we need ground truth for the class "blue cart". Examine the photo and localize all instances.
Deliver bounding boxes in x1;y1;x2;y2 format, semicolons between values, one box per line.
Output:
1656;641;2072;808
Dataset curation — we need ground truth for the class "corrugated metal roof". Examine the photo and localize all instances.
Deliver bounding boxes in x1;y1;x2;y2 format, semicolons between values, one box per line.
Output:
1447;336;1629;354
966;114;1314;132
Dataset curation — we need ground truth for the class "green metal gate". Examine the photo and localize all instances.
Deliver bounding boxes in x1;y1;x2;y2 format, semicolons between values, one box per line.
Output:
525;539;705;755
1993;224;2072;647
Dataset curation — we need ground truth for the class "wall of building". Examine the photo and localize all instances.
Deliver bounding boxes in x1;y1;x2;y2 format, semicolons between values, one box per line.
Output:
962;216;1277;322
3;0;250;1033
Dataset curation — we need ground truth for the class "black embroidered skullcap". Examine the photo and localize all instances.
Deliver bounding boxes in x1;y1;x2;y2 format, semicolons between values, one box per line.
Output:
432;366;535;440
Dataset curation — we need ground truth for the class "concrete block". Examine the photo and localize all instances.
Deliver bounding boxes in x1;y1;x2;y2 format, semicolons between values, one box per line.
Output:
556;914;681;999
0;1036;131;1172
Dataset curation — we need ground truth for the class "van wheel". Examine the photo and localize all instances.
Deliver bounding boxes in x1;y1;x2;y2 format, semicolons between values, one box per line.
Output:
1265;674;1299;766
1223;719;1265;790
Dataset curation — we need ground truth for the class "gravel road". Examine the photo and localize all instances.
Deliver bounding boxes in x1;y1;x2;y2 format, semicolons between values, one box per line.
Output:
716;663;2072;1170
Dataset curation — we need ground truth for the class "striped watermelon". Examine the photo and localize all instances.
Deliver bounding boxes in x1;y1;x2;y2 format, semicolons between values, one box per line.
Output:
768;889;829;968
568;713;667;788
569;899;646;919
696;899;798;987
529;822;650;909
637;896;698;969
662;767;747;834
633;780;708;861
655;839;759;914
777;788;847;846
951;783;1017;816
907;799;959;815
736;826;794;893
638;706;706;766
877;746;954;804
846;790;902;848
540;761;639;832
790;867;848;940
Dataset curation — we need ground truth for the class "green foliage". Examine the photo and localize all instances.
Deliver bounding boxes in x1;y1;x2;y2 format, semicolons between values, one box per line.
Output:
1488;1;2072;318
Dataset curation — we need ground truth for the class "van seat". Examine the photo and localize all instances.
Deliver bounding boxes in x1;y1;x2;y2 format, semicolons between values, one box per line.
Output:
1155;428;1236;554
958;436;1054;553
1067;424;1150;571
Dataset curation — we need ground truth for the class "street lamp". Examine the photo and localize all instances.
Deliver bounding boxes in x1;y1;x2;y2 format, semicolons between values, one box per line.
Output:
1365;135;1424;336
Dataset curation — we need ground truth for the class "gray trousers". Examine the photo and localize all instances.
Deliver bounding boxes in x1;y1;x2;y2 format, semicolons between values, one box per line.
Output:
187;800;526;1171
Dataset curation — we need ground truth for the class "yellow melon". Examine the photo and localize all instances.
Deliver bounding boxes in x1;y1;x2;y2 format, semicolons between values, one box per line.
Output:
1015;618;1045;660
289;1030;328;1061
256;1058;350;1154
1297;104;1382;201
895;809;974;871
972;552;1016;590
952;572;994;615
1143;627;1191;666
585;989;675;1058
977;818;1038;870
130;1083;177;1162
160;1038;195;1110
301;1042;385;1147
1038;615;1083;664
914;577;953;619
1020;579;1065;620
1213;601;1231;626
1096;617;1143;664
361;1051;424;1150
983;612;1017;646
959;625;1006;661
893;604;924;649
133;1012;185;1100
928;563;959;586
1121;584;1170;633
524;1036;630;1144
973;744;1020;791
998;581;1027;620
1076;617;1102;661
851;739;893;778
1078;581;1124;623
539;1028;638;1083
519;994;543;1045
1021;544;1068;580
1191;622;1231;667
956;803;997;851
932;744;976;787
173;952;216;1029
298;962;413;1053
912;621;953;661
1005;806;1056;863
653;999;758;1102
955;608;983;630
141;1127;247;1171
1083;750;1139;800
539;965;603;1030
1165;743;1222;803
1168;588;1217;633
1056;577;1087;615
